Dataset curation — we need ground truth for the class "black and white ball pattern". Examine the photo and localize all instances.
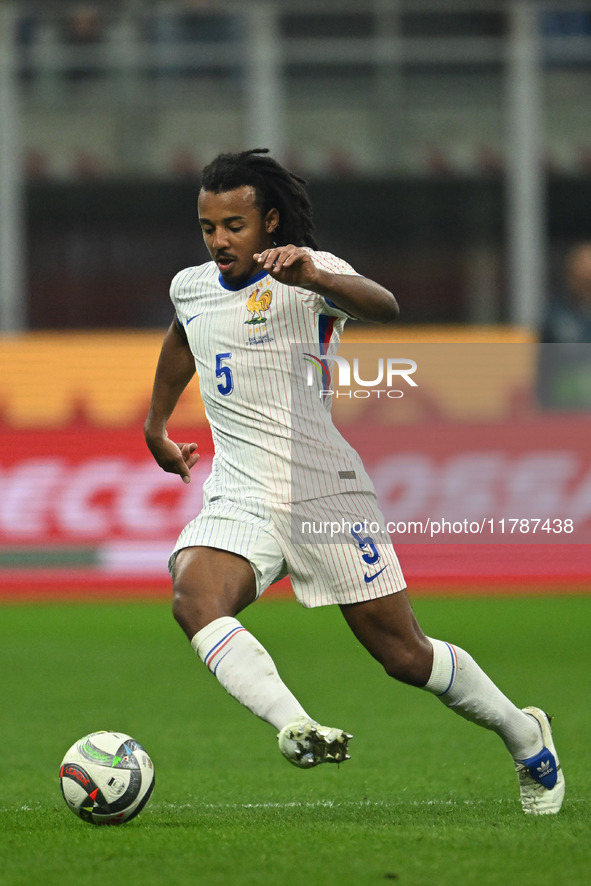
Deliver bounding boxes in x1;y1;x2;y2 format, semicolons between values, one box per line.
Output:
59;731;154;825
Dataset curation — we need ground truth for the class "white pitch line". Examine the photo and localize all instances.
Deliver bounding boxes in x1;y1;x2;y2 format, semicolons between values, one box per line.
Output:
158;798;514;811
5;797;584;814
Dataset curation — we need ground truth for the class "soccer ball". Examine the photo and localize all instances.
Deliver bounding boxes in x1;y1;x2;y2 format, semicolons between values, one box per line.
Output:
59;731;155;825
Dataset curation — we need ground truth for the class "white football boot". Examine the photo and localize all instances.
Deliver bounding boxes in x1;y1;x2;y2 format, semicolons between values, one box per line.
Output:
277;718;353;768
514;706;565;814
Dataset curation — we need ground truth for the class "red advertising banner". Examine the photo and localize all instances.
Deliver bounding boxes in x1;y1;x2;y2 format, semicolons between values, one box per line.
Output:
0;427;213;544
0;427;213;595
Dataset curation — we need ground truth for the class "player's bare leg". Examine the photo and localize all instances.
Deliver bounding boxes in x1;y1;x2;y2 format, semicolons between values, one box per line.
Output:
340;590;433;685
172;545;258;635
172;547;351;766
340;590;564;813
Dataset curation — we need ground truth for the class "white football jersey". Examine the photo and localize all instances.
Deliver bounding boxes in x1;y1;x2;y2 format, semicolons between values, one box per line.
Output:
170;249;375;503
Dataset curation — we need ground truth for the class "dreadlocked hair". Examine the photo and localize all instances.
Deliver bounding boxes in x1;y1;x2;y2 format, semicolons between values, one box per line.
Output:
200;148;318;249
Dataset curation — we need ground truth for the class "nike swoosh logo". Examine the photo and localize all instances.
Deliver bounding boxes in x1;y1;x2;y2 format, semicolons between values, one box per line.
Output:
186;312;204;325
364;564;389;583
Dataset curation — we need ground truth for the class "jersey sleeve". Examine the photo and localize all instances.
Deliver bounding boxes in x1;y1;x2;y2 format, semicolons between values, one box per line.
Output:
169;268;191;325
296;249;359;319
169;264;210;325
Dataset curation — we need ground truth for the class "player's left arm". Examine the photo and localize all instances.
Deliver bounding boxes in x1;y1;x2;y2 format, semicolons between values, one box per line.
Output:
254;245;399;323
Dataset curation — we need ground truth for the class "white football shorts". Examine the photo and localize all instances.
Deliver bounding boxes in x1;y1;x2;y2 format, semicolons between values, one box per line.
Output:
169;491;406;608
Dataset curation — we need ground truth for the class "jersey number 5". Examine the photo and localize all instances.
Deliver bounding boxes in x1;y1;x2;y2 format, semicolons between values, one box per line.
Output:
215;352;234;396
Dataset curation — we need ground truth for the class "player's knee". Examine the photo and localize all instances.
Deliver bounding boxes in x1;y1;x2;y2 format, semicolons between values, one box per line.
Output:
170;552;207;630
170;569;211;634
171;576;194;632
171;566;245;637
381;639;432;687
171;582;217;639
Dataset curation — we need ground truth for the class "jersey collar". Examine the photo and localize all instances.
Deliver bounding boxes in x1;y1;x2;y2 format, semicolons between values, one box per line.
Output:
218;267;269;292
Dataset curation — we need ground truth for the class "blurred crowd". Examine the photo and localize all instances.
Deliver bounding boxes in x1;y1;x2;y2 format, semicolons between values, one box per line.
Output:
14;3;591;64
16;1;239;76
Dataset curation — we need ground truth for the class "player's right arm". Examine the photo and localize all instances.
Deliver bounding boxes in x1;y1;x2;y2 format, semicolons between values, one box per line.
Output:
144;317;200;484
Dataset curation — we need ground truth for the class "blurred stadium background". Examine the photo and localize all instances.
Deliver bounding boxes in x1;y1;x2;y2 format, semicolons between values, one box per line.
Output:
0;0;590;596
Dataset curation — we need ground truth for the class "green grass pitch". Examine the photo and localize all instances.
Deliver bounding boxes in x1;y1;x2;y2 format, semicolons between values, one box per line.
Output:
1;593;590;886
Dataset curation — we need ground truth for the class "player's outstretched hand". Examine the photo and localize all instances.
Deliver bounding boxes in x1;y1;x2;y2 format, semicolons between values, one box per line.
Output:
254;245;319;289
145;432;199;484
